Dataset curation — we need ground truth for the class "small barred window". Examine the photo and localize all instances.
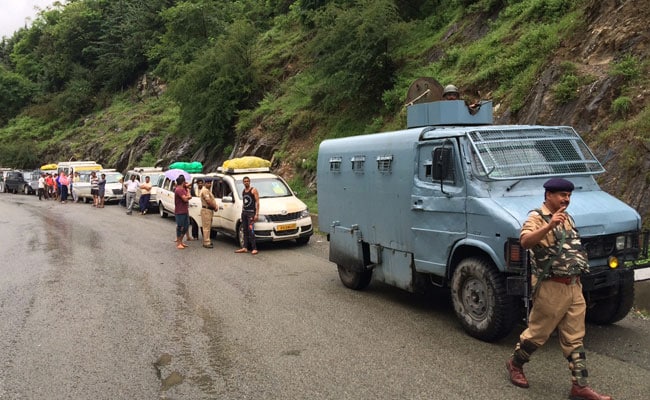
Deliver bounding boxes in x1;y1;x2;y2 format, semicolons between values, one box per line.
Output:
329;156;342;172
351;155;366;173
377;155;393;173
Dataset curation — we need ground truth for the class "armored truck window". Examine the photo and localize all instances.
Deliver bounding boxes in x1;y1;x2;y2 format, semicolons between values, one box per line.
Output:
329;157;342;173
419;144;456;184
351;155;366;174
468;127;604;179
376;155;393;174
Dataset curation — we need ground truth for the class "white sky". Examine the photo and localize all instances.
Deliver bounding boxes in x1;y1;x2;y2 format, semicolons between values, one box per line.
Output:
0;0;63;39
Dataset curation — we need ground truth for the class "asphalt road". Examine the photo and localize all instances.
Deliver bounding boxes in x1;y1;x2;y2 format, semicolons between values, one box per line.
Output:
0;194;649;400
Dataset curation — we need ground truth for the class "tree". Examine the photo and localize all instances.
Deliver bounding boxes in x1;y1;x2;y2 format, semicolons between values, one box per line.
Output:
307;0;399;111
169;19;260;148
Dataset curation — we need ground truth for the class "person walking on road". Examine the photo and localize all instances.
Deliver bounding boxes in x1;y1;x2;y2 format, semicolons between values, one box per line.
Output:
505;178;612;400
125;175;140;215
199;178;218;248
174;175;192;250
235;176;259;255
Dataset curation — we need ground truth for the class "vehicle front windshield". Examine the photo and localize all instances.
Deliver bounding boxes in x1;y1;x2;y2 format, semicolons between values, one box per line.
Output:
468;127;605;180
146;173;164;186
103;173;123;183
235;178;292;198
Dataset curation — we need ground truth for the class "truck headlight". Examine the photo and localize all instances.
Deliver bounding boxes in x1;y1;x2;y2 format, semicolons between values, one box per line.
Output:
608;256;619;269
615;235;626;251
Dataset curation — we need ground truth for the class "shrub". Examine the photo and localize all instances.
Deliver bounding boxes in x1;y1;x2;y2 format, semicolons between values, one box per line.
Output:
611;96;632;119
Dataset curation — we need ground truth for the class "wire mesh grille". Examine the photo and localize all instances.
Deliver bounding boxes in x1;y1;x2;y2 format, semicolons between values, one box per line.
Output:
468;127;604;179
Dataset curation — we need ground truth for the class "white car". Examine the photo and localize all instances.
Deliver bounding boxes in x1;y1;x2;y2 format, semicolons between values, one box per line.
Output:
157;173;205;219
188;167;313;247
73;170;124;203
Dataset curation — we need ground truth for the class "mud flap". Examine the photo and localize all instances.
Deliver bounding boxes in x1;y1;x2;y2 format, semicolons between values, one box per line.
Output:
329;225;365;272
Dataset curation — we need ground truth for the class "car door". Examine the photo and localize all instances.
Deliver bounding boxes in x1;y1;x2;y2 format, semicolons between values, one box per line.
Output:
213;176;239;234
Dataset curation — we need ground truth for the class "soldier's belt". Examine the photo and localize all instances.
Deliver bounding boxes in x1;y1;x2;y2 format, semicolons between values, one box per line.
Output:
547;275;580;285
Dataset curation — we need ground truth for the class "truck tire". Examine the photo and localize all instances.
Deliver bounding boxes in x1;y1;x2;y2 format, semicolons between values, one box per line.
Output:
159;202;168;218
451;257;517;342
24;185;30;195
296;236;310;245
337;264;372;290
586;278;634;325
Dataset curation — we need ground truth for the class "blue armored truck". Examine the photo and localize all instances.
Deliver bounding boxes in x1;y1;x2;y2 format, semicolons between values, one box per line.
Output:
317;96;649;342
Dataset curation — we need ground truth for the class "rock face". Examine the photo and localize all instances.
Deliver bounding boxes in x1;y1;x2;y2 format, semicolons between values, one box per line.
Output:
512;0;650;224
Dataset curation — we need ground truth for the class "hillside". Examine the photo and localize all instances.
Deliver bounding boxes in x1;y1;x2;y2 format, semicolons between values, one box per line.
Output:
0;0;648;226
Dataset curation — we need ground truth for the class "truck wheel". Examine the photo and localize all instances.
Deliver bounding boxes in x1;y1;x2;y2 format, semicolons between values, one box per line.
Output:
451;257;517;342
24;185;30;195
586;278;634;325
296;236;310;245
159;203;168;218
337;264;372;290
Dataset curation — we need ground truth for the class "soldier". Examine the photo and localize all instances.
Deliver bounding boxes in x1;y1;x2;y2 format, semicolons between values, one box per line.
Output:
199;178;218;249
506;178;612;400
442;84;480;114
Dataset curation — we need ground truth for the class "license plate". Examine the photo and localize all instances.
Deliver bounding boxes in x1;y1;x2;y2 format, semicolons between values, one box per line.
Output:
276;223;297;231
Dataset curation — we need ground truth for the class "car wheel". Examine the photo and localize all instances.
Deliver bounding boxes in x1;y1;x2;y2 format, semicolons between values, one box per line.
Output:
24;185;30;195
159;202;168;218
450;257;517;342
296;236;310;245
337;264;372;290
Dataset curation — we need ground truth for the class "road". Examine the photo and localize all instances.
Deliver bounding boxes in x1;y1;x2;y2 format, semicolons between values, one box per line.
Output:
0;194;649;400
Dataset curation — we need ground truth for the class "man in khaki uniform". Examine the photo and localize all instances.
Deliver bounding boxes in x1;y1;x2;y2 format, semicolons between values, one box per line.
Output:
199;178;218;249
506;178;612;400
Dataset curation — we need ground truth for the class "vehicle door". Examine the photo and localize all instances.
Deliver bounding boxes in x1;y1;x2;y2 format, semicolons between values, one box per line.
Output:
160;177;175;213
411;138;467;277
212;177;239;234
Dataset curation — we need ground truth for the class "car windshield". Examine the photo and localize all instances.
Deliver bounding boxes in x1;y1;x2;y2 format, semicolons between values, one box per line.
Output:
235;178;292;198
104;173;123;183
145;173;164;186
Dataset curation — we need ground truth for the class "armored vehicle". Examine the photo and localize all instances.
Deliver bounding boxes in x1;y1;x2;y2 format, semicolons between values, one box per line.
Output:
317;86;649;341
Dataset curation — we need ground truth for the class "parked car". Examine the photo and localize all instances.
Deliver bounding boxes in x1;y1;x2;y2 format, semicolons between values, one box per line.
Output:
157;173;205;220
22;170;40;195
187;167;313;247
3;170;27;194
123;167;164;212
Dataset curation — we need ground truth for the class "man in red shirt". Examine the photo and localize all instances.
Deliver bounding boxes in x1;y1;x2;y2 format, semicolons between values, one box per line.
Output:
174;175;192;250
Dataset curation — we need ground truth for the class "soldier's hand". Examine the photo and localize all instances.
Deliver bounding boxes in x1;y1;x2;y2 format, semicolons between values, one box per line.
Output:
550;206;567;227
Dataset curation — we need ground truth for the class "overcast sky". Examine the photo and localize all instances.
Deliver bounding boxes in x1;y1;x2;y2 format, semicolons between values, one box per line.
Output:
1;0;63;39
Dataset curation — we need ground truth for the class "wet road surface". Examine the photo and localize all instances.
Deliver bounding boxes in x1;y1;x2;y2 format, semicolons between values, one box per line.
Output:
0;194;649;399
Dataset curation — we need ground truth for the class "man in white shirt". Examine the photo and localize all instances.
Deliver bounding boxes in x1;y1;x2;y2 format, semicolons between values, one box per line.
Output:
37;173;45;200
125;175;140;215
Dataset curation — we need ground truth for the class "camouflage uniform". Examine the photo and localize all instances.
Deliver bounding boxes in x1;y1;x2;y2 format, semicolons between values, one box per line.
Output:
513;204;590;386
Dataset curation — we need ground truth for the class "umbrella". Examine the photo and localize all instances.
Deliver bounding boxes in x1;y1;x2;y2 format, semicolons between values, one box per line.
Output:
164;169;191;183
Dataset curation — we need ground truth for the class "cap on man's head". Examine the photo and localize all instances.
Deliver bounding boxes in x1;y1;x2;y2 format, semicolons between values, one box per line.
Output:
543;178;574;192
